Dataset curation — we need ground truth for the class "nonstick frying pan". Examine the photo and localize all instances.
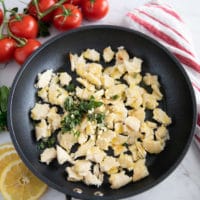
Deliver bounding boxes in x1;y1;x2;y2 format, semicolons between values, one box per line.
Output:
8;25;196;200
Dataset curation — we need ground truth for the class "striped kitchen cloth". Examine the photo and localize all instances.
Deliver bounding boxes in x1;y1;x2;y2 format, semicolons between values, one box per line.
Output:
124;0;200;148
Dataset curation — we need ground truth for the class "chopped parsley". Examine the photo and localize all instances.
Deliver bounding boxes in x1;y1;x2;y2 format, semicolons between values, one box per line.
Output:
95;113;105;124
88;112;105;124
65;83;75;92
61;96;104;136
64;96;75;111
71;129;80;137
111;95;119;100
38;136;56;150
79;96;103;112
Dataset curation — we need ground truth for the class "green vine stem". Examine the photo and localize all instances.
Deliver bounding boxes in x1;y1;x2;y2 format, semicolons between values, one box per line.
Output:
7;24;26;46
0;0;26;45
33;0;67;20
1;0;67;41
0;0;7;39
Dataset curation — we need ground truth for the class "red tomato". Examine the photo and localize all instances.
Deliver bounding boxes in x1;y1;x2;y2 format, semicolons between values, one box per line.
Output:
53;4;82;31
28;0;57;22
81;0;109;21
0;37;16;63
0;8;3;25
66;0;81;5
14;39;41;65
8;14;39;39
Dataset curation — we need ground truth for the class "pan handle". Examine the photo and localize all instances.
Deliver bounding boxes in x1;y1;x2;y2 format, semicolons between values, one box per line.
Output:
65;195;72;200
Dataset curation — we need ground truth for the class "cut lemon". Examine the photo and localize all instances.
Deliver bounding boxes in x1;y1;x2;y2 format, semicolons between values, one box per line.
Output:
0;160;47;200
0;143;14;156
0;150;19;178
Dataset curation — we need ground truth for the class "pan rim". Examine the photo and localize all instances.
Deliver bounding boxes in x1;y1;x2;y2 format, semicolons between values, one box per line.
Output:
7;25;197;200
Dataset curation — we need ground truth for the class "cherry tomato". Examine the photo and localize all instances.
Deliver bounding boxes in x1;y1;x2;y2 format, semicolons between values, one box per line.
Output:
53;4;82;31
66;0;81;6
14;39;41;65
81;0;109;21
8;14;39;39
0;8;3;25
28;0;57;22
0;37;16;63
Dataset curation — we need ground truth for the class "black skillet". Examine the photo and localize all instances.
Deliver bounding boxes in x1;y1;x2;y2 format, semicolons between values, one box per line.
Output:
8;25;196;200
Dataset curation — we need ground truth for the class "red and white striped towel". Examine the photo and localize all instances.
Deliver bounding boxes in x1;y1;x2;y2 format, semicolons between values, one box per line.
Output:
124;0;200;149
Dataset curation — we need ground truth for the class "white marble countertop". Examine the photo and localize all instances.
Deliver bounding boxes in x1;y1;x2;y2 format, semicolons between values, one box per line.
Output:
1;0;200;200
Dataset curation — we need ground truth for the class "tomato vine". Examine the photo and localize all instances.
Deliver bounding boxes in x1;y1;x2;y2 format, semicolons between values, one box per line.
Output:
0;0;109;65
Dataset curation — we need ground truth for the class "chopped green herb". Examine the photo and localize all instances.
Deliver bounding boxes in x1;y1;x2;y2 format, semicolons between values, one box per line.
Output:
38;142;45;150
0;86;10;132
65;83;75;92
111;95;119;100
64;97;75;111
95;113;105;124
64;96;103;114
61;112;82;132
72;129;80;137
88;113;96;121
88;112;105;124
38;136;56;150
79;96;103;112
61;96;104;136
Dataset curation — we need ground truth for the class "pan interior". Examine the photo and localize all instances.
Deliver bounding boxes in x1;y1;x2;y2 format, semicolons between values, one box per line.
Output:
8;26;196;200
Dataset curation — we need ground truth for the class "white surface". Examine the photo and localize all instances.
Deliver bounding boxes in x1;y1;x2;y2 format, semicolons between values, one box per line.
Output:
1;0;200;200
